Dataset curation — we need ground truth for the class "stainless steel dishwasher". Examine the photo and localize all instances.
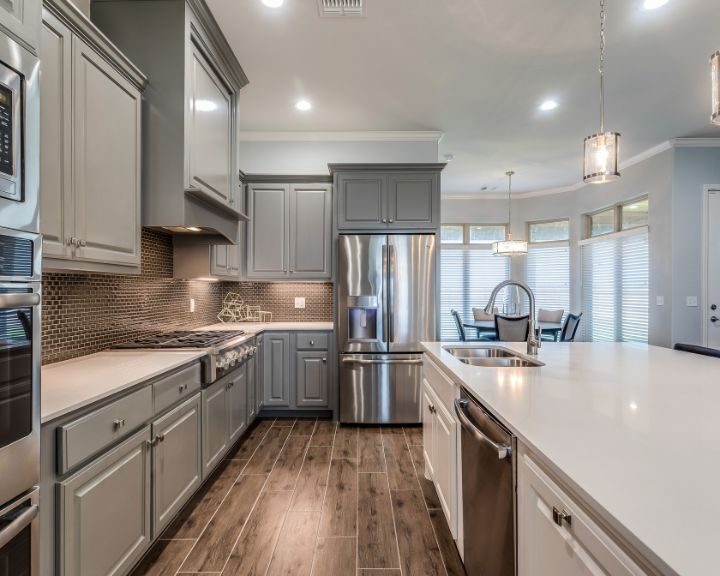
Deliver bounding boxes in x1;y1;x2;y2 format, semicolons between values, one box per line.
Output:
454;389;515;576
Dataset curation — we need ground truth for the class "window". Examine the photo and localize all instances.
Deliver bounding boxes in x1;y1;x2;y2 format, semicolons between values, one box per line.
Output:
621;198;649;230
586;196;648;238
590;208;615;237
440;225;510;340
527;245;570;319
581;228;649;342
528;219;569;243
440;225;463;244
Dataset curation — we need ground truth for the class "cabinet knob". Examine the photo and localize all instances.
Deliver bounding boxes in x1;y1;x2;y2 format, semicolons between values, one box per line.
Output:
389;219;394;223
113;418;126;429
552;506;572;527
179;383;188;393
310;340;315;346
322;357;327;363
382;218;387;223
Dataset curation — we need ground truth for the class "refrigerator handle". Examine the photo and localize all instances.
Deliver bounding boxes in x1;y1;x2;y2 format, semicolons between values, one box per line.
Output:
388;243;395;343
382;243;388;344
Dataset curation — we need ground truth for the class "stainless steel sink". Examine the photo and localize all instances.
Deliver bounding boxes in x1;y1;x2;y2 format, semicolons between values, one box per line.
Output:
443;346;545;367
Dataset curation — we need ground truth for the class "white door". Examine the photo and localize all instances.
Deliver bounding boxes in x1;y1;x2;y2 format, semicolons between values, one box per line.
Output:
708;191;720;349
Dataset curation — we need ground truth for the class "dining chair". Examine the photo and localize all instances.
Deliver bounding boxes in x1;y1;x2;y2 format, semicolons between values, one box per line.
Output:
538;308;564;323
451;309;469;341
494;314;530;342
559;312;583;342
472;307;497;321
673;343;720;358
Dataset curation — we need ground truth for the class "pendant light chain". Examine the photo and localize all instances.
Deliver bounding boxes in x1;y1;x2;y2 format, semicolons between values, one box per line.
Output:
599;0;606;133
506;171;514;238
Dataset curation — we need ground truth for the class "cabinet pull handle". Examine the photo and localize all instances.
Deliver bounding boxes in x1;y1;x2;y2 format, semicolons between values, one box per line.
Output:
310;340;315;346
179;383;188;393
552;506;572;527
382;218;387;223
322;357;327;362
113;418;126;429
80;239;87;247
389;219;394;223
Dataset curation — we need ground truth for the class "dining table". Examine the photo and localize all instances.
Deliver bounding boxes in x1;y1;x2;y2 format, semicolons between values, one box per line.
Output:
462;320;564;341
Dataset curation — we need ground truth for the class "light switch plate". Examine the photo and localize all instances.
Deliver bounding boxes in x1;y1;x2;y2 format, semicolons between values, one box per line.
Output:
656;296;664;306
687;296;698;307
190;298;196;313
294;297;306;309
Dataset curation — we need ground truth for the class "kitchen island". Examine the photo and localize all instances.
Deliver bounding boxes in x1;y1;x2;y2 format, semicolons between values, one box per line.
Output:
421;341;720;576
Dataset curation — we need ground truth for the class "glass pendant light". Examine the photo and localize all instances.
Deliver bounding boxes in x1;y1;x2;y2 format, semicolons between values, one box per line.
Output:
492;171;527;257
711;50;720;125
583;0;621;184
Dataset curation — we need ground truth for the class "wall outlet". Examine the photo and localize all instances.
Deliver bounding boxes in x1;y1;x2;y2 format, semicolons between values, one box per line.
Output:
190;298;195;313
294;297;306;309
686;296;698;307
656;296;665;306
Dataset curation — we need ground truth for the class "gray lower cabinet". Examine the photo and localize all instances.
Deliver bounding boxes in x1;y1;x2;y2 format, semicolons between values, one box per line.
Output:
295;351;329;408
151;394;202;536
247;353;257;421
58;426;152;576
202;379;229;477
247;182;332;280
263;332;291;407
228;365;248;445
333;165;443;231
255;335;265;414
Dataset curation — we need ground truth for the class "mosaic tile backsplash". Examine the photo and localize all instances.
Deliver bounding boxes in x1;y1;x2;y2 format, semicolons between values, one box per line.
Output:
42;229;333;364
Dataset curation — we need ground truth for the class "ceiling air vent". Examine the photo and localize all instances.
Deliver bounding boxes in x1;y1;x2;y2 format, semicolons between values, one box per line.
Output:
318;0;366;17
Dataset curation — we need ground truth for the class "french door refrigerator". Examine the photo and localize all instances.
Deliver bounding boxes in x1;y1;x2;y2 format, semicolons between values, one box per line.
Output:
337;234;437;423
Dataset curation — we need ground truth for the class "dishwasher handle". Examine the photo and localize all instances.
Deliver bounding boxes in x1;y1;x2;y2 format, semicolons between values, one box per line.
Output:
454;399;512;460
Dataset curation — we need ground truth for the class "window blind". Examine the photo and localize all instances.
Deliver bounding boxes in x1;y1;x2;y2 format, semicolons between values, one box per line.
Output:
526;243;570;319
581;228;648;342
440;247;510;340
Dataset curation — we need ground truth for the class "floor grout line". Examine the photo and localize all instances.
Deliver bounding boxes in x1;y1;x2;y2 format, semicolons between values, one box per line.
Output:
173;419;275;576
308;418;335;576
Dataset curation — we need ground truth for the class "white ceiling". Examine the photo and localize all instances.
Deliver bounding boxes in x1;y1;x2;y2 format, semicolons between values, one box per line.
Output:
207;0;720;194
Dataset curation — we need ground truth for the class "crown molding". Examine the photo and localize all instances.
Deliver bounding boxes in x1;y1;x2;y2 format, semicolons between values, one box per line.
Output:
238;130;444;143
671;137;720;148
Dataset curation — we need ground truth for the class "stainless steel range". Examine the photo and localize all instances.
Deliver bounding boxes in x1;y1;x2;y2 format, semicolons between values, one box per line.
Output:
114;330;256;385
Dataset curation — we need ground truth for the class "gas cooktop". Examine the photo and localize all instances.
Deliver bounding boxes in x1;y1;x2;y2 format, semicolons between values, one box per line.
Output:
113;330;246;350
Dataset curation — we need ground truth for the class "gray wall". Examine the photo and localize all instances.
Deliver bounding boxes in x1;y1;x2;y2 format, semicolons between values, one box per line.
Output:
441;147;720;348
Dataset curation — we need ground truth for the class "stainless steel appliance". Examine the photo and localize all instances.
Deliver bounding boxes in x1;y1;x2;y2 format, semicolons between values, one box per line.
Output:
337;234;437;423
455;389;515;576
0;486;38;576
113;330;255;385
0;32;40;233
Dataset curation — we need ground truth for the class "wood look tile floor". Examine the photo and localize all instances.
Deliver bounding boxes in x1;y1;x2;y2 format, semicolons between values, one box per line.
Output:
131;418;466;576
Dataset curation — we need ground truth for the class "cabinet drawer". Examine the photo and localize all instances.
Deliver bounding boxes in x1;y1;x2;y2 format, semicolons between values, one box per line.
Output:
423;356;456;413
153;362;201;415
57;386;153;475
296;332;329;350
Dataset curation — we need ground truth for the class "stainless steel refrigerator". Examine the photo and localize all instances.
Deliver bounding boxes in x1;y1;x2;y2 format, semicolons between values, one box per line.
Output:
337;234;437;423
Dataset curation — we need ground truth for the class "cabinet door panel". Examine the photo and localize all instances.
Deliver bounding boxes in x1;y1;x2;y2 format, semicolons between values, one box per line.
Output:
387;173;438;228
72;36;141;266
263;333;290;407
202;381;228;477
296;351;328;407
0;0;40;52
290;185;331;278
40;12;73;259
422;381;434;479
59;427;151;576
152;395;202;536
432;398;457;537
247;354;256;421
336;174;387;230
228;365;248;444
188;43;232;205
247;185;288;278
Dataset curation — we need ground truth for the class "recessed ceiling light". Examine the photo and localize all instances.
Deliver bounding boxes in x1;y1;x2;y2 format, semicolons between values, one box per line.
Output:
539;99;559;111
261;0;284;7
643;0;669;9
295;99;312;111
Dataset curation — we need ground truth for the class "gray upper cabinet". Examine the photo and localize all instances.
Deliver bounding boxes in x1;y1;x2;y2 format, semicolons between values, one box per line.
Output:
58;426;152;576
151;394;202;537
263;332;291;407
295;351;329;408
247;180;332;280
40;3;146;273
0;0;41;53
247;184;289;279
332;164;445;232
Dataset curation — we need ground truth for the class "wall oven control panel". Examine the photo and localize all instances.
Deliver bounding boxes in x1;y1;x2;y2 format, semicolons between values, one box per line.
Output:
0;64;21;202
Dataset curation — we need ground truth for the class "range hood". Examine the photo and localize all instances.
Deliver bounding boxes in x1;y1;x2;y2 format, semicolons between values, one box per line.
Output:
92;0;249;245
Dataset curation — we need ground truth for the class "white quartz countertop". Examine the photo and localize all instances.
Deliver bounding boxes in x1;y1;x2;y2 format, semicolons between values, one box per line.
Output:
200;321;334;333
41;350;206;424
421;341;720;576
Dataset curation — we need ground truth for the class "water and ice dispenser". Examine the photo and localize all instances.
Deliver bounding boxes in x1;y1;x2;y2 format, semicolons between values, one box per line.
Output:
346;295;379;341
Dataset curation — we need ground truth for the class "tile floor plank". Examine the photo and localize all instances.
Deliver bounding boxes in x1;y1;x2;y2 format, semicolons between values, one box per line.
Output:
357;570;402;576
333;425;359;459
311;537;356;576
290;418;317;436
266;511;321;576
222;490;293;576
358;427;385;473
272;418;297;427
310;420;337;447
318;457;358;537
266;435;311;492
178;473;266;572
404;425;424;446
291;446;332;511
243;425;292;475
230;419;274;460
391;489;446;576
409;444;442;510
163;458;247;539
383;431;419;491
129;538;194;576
429;509;467;576
357;473;400;569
